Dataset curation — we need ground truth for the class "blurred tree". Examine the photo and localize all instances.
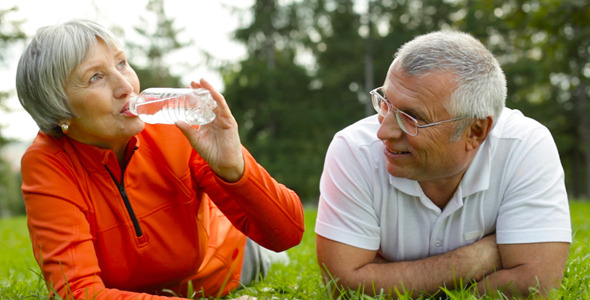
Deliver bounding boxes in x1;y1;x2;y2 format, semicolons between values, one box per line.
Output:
224;0;588;202
222;0;322;200
222;0;463;203
125;0;186;89
300;0;367;132
469;0;590;198
514;0;590;198
0;6;26;217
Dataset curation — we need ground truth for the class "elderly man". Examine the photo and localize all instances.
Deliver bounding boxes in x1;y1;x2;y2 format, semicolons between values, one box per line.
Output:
315;31;571;298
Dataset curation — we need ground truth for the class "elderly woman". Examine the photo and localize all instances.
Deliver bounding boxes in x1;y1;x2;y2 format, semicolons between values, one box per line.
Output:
16;19;304;299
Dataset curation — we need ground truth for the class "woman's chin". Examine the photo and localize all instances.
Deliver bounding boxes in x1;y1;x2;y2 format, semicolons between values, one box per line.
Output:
122;117;146;136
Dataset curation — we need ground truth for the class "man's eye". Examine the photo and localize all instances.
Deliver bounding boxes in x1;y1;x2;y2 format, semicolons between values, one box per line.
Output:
404;111;419;120
118;59;127;68
402;110;426;123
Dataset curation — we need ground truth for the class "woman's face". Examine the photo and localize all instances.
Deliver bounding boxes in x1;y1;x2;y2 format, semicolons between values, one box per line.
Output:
64;39;144;151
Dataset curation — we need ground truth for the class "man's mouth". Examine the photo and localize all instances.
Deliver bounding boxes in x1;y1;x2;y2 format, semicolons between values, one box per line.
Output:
384;146;410;156
391;151;409;154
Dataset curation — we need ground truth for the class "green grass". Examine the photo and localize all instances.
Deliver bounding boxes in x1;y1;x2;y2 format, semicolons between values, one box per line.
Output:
0;216;47;299
2;203;590;299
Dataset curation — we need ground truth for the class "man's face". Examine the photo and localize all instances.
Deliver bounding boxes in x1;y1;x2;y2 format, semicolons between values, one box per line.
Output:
376;62;472;184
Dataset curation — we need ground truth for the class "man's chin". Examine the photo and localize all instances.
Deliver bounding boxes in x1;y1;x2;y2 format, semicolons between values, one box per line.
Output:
386;163;411;179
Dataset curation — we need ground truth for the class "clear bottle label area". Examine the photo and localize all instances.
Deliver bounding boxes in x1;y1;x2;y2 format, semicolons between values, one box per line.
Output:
128;88;217;125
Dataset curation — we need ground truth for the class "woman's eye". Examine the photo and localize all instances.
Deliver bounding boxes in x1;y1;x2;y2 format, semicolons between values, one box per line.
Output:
89;73;102;83
118;59;127;68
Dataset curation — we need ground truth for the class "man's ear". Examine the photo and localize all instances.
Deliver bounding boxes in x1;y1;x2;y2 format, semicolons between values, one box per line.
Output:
465;116;493;151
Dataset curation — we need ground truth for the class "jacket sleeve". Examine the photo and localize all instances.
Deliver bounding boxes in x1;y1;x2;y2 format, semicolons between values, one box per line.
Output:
21;148;186;300
192;146;305;252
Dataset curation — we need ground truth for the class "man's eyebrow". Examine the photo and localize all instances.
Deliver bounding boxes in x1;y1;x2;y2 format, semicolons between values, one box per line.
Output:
386;95;428;121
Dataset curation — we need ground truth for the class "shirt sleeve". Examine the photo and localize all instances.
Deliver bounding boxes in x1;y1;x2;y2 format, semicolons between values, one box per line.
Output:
496;125;572;244
191;146;304;252
315;134;382;250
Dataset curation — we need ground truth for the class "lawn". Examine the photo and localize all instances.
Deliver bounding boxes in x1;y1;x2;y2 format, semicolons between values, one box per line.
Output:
1;203;589;299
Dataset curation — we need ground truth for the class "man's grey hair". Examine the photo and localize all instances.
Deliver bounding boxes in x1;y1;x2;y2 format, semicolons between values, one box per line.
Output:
16;19;122;137
394;30;507;127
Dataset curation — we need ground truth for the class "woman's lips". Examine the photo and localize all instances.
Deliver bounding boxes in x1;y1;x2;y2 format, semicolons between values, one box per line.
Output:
120;101;138;117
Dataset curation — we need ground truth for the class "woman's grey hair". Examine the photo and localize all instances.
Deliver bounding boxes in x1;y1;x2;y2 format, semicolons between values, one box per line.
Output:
16;19;122;137
394;30;507;129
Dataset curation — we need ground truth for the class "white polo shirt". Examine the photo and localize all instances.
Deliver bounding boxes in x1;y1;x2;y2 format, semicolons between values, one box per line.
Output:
315;108;571;262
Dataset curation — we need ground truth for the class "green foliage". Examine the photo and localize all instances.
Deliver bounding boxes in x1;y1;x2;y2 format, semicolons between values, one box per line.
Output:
222;50;325;199
126;0;185;89
0;7;26;62
0;159;24;217
221;0;590;203
222;0;543;203
222;0;339;201
0;6;26;217
493;0;590;197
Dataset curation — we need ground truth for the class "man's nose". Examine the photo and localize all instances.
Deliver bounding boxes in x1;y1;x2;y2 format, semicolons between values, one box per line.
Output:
377;112;404;141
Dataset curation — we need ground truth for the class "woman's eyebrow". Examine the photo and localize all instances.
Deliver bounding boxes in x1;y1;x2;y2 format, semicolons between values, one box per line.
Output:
113;49;126;58
76;60;103;78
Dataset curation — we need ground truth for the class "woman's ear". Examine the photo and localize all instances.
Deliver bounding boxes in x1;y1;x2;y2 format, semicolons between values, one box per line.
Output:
465;116;493;151
59;121;71;134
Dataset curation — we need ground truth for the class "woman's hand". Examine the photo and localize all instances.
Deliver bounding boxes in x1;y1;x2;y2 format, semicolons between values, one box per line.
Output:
175;79;244;182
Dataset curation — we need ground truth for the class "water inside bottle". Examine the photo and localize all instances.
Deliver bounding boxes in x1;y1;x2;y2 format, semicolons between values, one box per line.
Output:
131;89;216;125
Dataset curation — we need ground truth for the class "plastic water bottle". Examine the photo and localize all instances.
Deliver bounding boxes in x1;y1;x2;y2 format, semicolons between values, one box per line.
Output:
127;88;217;125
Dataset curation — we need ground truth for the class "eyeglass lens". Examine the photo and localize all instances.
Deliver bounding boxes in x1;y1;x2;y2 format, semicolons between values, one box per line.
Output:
373;90;418;136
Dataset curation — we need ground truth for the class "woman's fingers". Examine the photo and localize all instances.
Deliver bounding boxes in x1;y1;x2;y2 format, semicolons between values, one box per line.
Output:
189;81;202;89
174;120;198;143
197;79;230;112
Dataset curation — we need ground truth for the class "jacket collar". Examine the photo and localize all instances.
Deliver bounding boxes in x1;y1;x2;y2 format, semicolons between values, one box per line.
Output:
63;135;140;177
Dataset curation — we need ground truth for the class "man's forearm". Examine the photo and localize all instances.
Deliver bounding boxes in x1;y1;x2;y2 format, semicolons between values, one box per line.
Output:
477;268;531;298
476;242;569;298
477;267;562;298
335;234;502;297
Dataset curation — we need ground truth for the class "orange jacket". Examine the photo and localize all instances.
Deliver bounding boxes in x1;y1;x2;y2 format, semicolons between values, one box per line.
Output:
21;124;304;299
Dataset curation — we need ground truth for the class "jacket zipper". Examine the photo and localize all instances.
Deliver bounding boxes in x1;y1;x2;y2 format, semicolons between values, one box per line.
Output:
105;165;143;237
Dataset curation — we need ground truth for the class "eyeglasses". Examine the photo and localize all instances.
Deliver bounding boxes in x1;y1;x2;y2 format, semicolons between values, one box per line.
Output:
370;86;468;136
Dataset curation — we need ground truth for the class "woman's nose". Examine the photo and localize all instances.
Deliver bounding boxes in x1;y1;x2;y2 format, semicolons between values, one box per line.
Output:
377;112;404;141
112;72;134;99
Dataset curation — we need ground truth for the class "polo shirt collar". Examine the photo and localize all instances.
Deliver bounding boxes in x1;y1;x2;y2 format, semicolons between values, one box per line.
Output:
389;176;422;197
459;139;491;197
